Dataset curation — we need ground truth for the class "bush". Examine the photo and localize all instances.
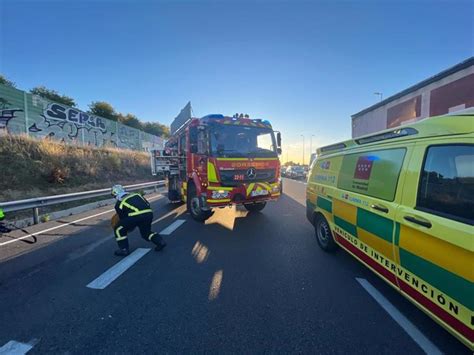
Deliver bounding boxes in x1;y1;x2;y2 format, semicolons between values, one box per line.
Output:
0;135;154;201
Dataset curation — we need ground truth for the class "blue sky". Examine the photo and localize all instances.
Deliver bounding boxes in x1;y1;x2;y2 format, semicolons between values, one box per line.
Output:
1;0;473;162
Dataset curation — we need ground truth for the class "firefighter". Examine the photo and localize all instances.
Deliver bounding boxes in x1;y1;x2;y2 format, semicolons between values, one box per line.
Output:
111;185;166;256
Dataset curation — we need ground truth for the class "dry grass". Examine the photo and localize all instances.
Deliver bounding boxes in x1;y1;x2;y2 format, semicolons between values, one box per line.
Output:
1;134;154;201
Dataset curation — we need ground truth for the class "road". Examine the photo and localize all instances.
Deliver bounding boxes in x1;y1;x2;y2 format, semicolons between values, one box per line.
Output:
0;178;469;354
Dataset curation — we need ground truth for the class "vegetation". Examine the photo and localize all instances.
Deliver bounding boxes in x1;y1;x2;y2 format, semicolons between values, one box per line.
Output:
0;134;154;201
0;74;16;88
89;101;119;121
30;86;76;107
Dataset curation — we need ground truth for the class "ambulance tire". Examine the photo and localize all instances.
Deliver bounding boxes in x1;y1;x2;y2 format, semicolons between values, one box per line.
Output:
187;183;212;222
314;214;338;252
244;202;266;212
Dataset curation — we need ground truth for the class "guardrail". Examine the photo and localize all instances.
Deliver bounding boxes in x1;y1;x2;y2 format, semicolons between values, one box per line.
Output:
0;181;165;224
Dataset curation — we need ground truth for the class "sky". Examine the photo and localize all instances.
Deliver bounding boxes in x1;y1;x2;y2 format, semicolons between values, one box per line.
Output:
1;0;473;163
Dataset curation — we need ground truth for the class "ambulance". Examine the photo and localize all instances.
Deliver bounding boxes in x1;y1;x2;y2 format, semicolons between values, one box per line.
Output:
306;111;473;349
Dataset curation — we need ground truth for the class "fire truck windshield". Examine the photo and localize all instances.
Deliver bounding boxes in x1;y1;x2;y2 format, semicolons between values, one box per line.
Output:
209;124;277;158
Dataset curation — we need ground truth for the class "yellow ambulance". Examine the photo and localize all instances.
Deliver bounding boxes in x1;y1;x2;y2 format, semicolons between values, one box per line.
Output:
306;112;473;349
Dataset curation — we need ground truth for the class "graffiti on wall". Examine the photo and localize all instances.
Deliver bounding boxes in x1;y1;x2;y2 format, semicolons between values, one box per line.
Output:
29;102;117;146
0;84;164;150
0;98;23;134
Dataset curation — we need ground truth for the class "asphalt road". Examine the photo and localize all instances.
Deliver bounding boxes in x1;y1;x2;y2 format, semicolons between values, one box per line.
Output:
0;179;469;354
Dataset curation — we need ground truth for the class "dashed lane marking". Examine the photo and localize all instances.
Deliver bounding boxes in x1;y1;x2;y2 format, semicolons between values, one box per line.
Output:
356;278;442;355
0;195;163;247
0;339;38;354
158;219;186;235
87;248;151;289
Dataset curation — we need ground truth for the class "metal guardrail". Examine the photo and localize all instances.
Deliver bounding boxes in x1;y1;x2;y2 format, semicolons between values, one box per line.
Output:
0;181;165;224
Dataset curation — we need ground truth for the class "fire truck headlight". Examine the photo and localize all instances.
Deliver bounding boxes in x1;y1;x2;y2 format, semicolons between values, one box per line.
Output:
272;185;280;193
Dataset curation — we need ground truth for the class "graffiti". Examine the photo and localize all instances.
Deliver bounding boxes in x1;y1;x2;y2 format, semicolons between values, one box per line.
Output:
43;103;106;131
0;107;23;133
29;102;115;147
0;84;164;150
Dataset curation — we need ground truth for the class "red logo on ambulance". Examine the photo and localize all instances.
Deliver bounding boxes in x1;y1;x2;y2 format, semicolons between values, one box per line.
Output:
354;156;374;180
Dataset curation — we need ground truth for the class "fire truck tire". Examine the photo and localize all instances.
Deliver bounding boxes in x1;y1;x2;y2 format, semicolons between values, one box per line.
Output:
187;183;212;222
244;202;266;212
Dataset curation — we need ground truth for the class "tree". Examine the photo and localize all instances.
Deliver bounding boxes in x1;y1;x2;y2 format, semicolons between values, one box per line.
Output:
0;74;16;88
89;101;118;121
143;122;170;138
119;113;143;130
30;86;76;107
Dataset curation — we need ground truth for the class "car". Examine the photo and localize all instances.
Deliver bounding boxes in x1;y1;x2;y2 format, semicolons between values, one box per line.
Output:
288;165;306;180
281;166;290;177
306;112;474;350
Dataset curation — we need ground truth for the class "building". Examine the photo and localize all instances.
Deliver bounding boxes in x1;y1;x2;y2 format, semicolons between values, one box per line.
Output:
351;57;474;138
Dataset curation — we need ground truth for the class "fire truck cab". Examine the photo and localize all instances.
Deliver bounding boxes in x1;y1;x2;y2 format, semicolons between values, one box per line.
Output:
151;113;282;221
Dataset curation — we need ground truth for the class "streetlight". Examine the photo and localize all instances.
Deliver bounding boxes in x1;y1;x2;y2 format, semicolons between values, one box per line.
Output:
374;92;383;102
300;134;305;165
310;134;315;157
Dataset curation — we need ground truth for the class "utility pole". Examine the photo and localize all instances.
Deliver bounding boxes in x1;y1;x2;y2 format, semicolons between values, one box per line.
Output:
300;134;305;165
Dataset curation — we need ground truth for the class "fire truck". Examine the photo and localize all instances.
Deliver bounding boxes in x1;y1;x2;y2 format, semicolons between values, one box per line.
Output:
151;113;282;221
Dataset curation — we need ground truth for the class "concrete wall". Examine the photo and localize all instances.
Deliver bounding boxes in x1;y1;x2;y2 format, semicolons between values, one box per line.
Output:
0;83;164;151
352;64;474;137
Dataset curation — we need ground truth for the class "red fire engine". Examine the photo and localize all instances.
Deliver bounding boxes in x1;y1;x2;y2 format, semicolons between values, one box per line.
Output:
151;113;282;221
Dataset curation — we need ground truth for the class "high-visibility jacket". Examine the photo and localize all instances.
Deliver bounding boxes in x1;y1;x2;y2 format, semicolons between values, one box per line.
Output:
114;193;152;219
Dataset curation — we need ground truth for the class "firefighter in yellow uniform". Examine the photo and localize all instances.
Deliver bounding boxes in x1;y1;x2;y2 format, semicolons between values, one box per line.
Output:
111;185;166;256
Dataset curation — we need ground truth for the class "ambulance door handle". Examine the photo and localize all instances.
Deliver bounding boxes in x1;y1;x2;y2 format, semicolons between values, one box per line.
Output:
404;215;432;229
371;204;389;213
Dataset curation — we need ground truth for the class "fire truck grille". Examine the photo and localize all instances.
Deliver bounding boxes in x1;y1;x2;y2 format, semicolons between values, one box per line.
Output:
219;169;276;186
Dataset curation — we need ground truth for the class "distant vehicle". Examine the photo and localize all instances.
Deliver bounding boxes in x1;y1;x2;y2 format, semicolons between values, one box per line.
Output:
288;165;305;180
281;166;290;177
306;112;474;350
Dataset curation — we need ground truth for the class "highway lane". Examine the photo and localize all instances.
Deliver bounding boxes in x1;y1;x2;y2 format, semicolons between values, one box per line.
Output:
0;179;469;353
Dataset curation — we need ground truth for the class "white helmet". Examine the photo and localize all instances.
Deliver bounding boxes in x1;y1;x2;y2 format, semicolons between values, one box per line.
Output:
111;185;126;198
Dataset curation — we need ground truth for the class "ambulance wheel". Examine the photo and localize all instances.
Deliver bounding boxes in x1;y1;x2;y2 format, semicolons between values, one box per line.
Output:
244;202;266;212
187;183;212;222
315;214;338;252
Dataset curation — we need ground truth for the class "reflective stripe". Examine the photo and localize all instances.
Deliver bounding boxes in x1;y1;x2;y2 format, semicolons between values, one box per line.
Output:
115;226;127;241
246;183;255;197
148;233;156;241
208;199;231;203
119;193;140;210
129;209;153;217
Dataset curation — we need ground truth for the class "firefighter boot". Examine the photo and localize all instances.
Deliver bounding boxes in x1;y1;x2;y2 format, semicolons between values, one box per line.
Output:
150;233;167;252
114;237;130;256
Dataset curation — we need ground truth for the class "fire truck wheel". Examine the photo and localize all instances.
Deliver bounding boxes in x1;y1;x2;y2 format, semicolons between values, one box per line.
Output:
244;202;266;212
187;183;212;222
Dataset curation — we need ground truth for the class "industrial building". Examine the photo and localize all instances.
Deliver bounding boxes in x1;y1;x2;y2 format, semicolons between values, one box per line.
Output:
351;57;474;138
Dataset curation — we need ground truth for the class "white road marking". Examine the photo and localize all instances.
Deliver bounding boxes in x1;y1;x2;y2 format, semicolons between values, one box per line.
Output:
86;248;151;289
356;278;442;355
0;195;163;247
159;219;186;235
0;339;37;354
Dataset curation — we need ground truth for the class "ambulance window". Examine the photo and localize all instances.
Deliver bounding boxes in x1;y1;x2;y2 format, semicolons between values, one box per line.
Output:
337;148;406;201
417;144;474;224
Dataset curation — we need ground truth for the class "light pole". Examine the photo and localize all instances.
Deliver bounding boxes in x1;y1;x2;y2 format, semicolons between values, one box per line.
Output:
374;92;383;102
300;134;305;165
310;134;315;157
